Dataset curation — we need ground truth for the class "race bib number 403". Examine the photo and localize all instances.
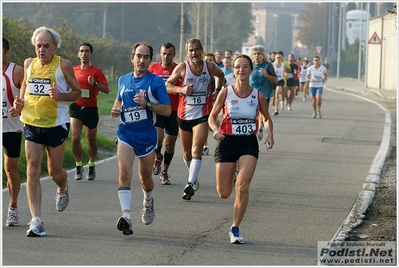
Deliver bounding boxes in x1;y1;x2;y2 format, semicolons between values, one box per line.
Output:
232;118;255;135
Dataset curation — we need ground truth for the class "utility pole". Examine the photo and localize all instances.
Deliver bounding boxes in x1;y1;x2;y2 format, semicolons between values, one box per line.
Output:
179;3;185;62
103;4;107;39
337;3;343;78
357;2;363;82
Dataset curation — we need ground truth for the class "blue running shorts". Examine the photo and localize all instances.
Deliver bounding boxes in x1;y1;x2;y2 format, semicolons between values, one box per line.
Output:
117;124;157;157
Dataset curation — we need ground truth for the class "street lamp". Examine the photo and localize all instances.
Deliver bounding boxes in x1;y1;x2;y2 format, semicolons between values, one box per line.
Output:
273;14;278;51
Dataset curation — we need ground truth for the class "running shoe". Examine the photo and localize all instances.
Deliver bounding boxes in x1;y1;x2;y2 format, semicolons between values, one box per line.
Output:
317;110;322;119
303;97;306;102
273;109;279;116
203;146;209;156
193;178;200;191
55;183;69;212
280;101;284;111
6;207;19;227
74;165;83;180
116;215;133;235
153;154;163;175
287;105;292;111
141;198;155;225
229;226;244;244
311;112;317;119
26;217;46;237
256;128;263;141
182;183;195;200
160;171;171;185
86;165;96;180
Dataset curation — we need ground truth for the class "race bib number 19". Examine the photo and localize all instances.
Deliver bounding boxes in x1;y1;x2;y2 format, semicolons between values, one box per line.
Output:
123;106;148;124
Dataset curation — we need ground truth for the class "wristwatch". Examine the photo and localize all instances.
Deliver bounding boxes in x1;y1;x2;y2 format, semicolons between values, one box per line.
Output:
146;101;152;109
93;81;98;87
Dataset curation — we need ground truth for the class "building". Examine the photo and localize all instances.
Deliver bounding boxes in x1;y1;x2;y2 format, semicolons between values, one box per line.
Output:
241;2;307;56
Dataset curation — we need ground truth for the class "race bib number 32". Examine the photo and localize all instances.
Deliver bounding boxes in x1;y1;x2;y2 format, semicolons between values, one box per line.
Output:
28;78;51;96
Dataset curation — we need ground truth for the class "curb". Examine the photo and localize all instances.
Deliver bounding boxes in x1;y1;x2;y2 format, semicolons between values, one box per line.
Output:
328;87;393;242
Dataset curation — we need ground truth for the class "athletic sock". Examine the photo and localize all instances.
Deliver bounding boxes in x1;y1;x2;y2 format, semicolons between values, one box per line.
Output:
118;187;131;217
183;157;191;171
188;158;201;184
142;188;153;206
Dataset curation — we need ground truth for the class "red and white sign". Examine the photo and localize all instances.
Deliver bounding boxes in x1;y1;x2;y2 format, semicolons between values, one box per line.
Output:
368;32;382;44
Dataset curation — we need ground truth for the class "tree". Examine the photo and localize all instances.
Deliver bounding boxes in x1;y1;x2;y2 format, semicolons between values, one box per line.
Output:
296;3;326;55
344;38;359;61
187;3;254;53
2;14;33;66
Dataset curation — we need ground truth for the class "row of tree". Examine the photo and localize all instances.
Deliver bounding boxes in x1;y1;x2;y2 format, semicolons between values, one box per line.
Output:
2;3;254;78
3;2;375;78
3;14;133;79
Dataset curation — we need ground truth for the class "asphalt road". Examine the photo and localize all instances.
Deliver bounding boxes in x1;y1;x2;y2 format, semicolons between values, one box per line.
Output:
2;86;389;266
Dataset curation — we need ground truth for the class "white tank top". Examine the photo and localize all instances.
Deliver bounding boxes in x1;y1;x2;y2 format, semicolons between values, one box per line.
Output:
2;62;23;132
273;62;285;81
219;85;260;136
177;60;212;120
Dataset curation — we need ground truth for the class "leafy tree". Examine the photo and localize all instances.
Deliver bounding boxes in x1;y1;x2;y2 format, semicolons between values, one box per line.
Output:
187;3;254;53
344;38;359;61
2;14;34;66
2;14;133;79
296;3;326;55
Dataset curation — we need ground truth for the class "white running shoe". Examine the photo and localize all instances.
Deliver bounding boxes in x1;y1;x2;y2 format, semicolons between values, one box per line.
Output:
116;215;133;235
160;171;171;185
55;183;69;212
6;208;19;227
229;226;244;244
141;198;155;225
26;217;46;237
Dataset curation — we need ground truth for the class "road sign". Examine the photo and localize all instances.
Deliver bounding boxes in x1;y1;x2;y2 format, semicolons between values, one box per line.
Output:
174;14;191;34
368;32;382;44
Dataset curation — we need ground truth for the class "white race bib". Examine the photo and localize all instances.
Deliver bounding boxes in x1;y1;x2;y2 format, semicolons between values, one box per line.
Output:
123;106;148;124
231;118;256;135
186;92;206;105
313;75;322;83
28;78;51;96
